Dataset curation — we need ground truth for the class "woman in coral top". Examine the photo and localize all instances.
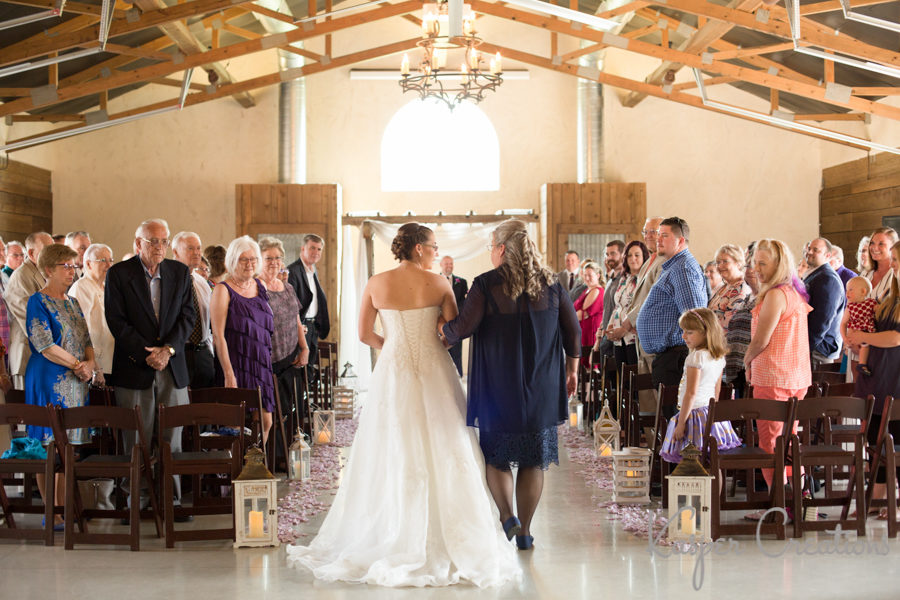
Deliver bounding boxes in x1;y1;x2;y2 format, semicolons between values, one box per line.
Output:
743;239;812;505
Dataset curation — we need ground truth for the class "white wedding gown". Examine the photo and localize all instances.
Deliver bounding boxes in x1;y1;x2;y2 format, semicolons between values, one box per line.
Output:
286;306;521;587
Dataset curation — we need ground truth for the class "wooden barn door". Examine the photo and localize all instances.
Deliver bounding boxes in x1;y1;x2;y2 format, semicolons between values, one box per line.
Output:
235;183;342;342
540;183;646;271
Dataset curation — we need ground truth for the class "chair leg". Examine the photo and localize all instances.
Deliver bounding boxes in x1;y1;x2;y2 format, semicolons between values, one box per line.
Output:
164;459;175;548
886;449;898;539
792;456;803;539
48;455;57;547
773;456;786;540
143;461;164;539
130;449;141;551
0;475;14;529
854;451;867;537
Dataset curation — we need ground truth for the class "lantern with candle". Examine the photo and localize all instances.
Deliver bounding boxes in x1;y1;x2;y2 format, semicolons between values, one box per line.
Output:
567;396;583;430
233;447;279;548
313;409;336;444
288;430;311;481
338;362;358;390
666;443;713;542
612;447;651;504
592;400;621;456
333;386;357;420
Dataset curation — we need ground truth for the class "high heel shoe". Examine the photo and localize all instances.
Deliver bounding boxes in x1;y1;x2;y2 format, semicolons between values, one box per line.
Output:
515;535;534;550
501;516;521;540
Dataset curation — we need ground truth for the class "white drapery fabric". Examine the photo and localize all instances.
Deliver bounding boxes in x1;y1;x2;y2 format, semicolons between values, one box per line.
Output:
338;219;537;386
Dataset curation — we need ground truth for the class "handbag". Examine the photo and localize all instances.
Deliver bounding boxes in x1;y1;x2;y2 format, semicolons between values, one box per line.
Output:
77;478;115;511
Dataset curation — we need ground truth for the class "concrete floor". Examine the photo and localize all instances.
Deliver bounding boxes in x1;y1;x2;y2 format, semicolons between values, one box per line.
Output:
2;444;899;600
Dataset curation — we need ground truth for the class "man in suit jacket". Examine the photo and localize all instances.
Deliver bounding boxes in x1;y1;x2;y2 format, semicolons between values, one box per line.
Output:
440;255;468;375
557;250;586;302
828;245;857;289
105;219;194;511
287;234;330;380
172;231;215;389
3;231;53;388
595;240;625;359
804;238;845;369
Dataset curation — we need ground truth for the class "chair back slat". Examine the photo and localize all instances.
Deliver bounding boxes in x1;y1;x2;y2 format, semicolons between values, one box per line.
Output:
4;389;26;404
812;370;846;385
823;382;856;398
794;395;872;423
56;405;141;433
0;404;54;428
159;402;246;432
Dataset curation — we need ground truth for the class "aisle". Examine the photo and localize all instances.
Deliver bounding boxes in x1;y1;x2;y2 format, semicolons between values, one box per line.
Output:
3;438;899;599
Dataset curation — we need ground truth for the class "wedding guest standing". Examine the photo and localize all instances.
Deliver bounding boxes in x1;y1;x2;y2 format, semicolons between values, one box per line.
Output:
442;219;580;551
259;237;309;421
68;243;114;379
865;228;899;302
287;234;330;381
211;236;275;444
440;255;468;375
573;261;604;364
557;250;585;302
709;244;752;334
849;241;900;518
606;241;649;368
743;239;811;506
172;232;215;389
26;243;97;529
704;260;723;298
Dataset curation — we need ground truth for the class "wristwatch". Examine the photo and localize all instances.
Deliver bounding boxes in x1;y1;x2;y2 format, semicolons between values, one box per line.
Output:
165;345;175;356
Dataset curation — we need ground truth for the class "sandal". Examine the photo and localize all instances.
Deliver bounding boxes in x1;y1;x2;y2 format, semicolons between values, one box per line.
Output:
743;510;765;521
877;508;890;521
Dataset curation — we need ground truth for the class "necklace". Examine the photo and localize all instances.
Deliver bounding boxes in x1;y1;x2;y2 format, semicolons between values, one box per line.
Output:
231;277;254;291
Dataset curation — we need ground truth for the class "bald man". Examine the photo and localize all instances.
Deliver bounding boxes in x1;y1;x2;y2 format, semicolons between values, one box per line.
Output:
4;231;53;387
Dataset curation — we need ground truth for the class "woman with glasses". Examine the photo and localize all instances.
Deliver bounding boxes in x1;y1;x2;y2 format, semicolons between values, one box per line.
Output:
258;237;309;426
69;243;115;382
708;244;752;335
210;236;275;444
25;243;96;529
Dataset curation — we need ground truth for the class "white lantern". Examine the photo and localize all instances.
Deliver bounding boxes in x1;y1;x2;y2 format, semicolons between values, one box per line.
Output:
333;386;357;420
233;447;279;548
313;409;336;444
593;400;621;456
612;447;651;505
338;362;358;390
567;396;583;429
288;430;311;481
666;443;714;543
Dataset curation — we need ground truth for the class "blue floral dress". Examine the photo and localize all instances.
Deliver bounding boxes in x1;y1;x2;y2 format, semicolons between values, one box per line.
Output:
24;292;92;444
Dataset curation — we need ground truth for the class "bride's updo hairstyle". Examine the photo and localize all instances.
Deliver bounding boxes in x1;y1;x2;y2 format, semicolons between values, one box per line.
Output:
391;222;433;262
493;219;554;301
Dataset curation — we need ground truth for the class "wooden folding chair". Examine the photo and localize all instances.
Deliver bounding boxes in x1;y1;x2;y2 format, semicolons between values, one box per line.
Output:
0;404;58;546
865;396;900;538
189;387;261;452
791;395;873;538
158;402;244;547
625;370;656;448
54;405;163;551
813;370;846;386
595;353;619;423
706;397;795;541
652;384;680;503
0;389;37;503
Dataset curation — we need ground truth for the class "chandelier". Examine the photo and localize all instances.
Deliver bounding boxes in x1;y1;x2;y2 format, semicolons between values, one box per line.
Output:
399;0;503;110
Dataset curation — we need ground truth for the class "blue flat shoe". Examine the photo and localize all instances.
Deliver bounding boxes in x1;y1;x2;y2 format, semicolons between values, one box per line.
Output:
501;516;521;540
516;534;534;550
42;517;64;532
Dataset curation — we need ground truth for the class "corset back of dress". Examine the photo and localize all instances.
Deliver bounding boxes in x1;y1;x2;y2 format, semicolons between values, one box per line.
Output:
379;306;442;376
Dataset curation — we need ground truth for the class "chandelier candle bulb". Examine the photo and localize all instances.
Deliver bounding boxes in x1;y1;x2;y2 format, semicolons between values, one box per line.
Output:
495;52;502;73
401;54;410;75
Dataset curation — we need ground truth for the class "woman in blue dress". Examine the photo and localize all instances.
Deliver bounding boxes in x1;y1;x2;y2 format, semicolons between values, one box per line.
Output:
442;219;580;550
25;243;97;528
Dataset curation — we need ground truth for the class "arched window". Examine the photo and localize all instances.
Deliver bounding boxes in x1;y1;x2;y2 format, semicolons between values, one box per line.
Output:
381;99;500;192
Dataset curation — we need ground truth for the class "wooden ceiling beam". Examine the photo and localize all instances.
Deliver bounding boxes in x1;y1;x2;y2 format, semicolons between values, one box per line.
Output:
672;75;737;90
5;37;421;150
595;1;649;19
9;114;85;122
0;0;253;68
58;36;173;86
644;0;900;69
478;41;869;150
0;0;421;118
278;45;326;63
559;43;605;63
151;77;207;90
853;87;900;96
622;0;764;108
103;43;173;61
470;0;900;120
794;113;869;121
711;42;795;61
130;0;254;108
800;0;895;15
0;0;126;18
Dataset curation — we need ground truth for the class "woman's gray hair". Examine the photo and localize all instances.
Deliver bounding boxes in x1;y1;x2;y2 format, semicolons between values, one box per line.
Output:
225;235;262;277
493;219;554;300
258;236;285;256
716;244;745;268
84;243;112;262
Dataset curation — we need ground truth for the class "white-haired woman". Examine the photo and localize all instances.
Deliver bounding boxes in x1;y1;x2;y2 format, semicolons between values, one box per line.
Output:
210;236;275;443
709;244;752;334
442;219;580;550
69;243;114;380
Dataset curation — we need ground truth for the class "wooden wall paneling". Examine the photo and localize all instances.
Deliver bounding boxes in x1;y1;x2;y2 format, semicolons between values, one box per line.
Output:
819;149;900;266
0;159;52;242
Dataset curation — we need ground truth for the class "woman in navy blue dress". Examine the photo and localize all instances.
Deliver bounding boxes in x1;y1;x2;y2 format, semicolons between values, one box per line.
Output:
442;219;580;550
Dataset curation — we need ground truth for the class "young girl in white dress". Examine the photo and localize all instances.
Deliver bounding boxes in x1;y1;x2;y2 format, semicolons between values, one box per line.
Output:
660;308;741;462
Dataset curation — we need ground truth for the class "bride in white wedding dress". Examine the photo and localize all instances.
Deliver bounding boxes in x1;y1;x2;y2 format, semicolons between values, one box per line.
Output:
286;223;521;588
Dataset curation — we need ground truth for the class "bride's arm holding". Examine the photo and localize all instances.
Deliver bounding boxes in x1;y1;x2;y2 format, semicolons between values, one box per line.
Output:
442;279;484;345
436;275;458;346
358;283;384;350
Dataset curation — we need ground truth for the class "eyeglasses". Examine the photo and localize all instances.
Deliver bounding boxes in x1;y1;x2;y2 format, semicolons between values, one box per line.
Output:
264;256;283;262
56;263;76;270
641;229;658;236
238;257;259;265
140;237;170;247
8;253;24;258
89;258;113;264
421;243;438;251
194;266;210;275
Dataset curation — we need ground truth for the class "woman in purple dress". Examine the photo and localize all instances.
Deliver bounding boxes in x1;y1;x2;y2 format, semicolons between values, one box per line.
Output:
211;236;275;444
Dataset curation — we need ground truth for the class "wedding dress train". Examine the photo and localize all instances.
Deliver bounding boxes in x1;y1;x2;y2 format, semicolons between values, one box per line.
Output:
287;306;521;587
